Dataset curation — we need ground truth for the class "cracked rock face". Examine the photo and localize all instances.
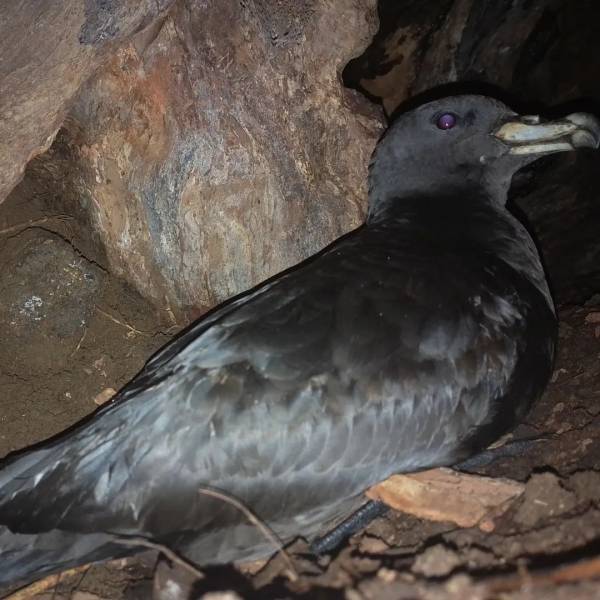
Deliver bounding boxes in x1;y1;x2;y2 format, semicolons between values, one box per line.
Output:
68;0;381;313
0;230;104;374
1;0;382;316
0;0;175;205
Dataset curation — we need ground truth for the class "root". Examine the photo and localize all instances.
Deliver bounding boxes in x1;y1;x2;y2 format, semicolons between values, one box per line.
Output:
95;306;152;337
1;565;89;600
113;536;204;580
198;486;298;582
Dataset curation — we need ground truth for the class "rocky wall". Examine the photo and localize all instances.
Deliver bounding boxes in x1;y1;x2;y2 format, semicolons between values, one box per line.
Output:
0;0;382;316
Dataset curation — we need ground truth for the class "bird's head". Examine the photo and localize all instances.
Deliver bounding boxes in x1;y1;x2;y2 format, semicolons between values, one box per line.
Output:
367;94;600;221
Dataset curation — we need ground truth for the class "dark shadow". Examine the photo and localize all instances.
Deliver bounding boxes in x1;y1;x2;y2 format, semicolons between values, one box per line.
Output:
190;564;256;598
387;81;538;122
387;82;600;124
342;0;456;107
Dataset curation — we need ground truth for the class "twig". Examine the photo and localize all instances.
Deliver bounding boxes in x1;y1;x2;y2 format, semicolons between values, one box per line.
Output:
113;536;204;580
0;215;73;236
67;564;89;600
198;486;298;581
95;307;151;337
1;565;89;600
70;328;87;356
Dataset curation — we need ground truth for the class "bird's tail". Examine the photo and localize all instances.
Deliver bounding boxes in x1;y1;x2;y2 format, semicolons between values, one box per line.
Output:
0;525;124;589
0;442;129;589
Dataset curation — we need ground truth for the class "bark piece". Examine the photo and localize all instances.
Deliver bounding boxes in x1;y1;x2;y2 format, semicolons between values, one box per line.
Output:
0;0;173;203
367;468;525;531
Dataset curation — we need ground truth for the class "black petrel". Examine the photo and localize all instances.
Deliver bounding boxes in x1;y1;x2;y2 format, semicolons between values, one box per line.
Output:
0;95;598;586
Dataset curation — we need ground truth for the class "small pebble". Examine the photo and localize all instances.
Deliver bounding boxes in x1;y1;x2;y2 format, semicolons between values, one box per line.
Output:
94;387;117;406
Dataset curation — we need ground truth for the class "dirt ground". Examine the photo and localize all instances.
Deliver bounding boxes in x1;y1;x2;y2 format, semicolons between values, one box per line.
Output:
1;218;600;599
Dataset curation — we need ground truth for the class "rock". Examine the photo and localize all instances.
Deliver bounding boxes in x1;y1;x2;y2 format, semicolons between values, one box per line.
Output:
5;0;382;315
355;571;417;600
153;556;201;600
514;472;578;527
376;567;398;583
558;321;574;339
346;1;554;116
461;546;497;570
412;544;460;577
71;592;108;600
566;471;600;506
440;574;481;600
0;0;173;204
584;293;600;307
357;535;391;555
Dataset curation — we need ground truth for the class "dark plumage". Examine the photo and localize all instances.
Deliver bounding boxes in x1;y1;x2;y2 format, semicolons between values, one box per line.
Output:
1;95;598;587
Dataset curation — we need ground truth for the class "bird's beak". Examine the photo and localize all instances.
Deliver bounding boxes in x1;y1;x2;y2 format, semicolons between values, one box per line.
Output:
493;113;600;155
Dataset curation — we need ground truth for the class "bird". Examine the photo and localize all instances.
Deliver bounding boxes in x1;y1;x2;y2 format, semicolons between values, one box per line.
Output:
0;94;598;588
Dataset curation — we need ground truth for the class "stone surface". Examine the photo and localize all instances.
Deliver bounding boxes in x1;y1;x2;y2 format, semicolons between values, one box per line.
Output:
514;472;577;527
412;544;460;578
0;0;174;204
75;0;381;312
346;0;562;115
2;0;382;314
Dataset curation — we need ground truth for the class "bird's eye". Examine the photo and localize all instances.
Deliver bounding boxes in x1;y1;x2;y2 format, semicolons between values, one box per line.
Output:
436;113;457;130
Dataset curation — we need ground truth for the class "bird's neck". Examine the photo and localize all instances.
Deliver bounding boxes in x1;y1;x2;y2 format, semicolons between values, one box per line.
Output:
367;161;514;224
367;188;495;225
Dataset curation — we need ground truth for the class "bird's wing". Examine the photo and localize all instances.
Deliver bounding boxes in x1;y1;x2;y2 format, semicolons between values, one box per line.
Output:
0;227;548;555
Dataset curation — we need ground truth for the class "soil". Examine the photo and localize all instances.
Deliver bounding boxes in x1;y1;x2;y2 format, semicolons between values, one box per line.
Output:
1;211;600;599
0;228;172;460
